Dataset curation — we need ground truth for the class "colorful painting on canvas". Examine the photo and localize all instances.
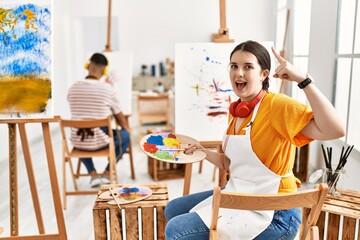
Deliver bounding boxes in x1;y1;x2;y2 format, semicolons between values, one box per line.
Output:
175;43;238;141
0;0;52;119
175;42;276;142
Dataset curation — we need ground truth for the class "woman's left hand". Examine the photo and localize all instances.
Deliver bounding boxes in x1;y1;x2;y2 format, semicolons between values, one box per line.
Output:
271;47;308;83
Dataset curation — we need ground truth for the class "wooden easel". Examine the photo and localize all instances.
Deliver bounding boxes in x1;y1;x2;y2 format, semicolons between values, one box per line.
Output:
104;0;112;52
278;9;290;93
183;141;226;196
212;0;234;43
0;116;66;239
182;0;234;195
212;0;234;186
103;0;136;180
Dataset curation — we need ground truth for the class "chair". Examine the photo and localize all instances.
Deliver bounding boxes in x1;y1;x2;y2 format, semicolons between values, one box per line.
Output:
59;116;117;209
209;183;329;240
74;115;136;181
116;114;135;180
137;93;171;131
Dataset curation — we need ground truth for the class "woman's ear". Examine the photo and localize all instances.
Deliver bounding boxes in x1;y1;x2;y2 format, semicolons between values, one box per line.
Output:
261;69;270;78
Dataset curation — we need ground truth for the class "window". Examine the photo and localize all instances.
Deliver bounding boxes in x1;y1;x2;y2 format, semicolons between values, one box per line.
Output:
291;0;312;104
276;0;312;104
334;0;360;150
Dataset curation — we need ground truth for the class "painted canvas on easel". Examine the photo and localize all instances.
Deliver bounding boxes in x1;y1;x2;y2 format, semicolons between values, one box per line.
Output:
175;42;276;142
0;0;52;119
175;43;237;142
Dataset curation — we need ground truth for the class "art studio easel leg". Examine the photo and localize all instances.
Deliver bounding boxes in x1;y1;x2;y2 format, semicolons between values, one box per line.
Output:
183;163;193;196
18;123;45;234
8;123;18;236
42;122;67;238
2;117;67;239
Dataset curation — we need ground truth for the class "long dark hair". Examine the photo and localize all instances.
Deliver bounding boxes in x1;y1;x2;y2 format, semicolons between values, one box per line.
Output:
230;40;271;91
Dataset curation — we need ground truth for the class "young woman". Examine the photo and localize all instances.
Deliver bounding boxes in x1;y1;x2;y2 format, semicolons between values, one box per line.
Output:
164;40;345;239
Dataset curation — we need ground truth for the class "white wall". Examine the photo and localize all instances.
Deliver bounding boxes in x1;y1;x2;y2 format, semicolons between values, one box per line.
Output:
69;0;276;78
0;0;276;161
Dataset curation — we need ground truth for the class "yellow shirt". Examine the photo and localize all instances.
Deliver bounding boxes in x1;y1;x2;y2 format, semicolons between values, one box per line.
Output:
227;92;314;193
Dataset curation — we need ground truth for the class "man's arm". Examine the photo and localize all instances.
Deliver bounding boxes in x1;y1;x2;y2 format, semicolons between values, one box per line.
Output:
114;112;131;132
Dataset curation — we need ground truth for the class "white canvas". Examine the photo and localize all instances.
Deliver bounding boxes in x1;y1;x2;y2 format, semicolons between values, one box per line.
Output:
86;51;133;116
103;51;133;116
175;42;277;142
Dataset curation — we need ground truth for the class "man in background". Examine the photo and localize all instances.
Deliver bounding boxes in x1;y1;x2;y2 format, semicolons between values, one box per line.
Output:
68;53;130;188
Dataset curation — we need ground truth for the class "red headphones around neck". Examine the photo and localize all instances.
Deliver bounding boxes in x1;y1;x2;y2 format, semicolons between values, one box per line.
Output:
229;90;265;118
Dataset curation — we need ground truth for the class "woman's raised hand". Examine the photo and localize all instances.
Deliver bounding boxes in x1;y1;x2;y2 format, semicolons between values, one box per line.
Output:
271;47;307;83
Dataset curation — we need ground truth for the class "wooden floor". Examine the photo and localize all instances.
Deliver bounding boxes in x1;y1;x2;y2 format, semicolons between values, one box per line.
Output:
0;122;218;239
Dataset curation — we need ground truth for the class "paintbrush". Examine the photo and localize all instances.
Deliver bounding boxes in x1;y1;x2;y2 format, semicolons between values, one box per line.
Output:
108;187;122;210
327;147;332;170
159;148;186;151
328;170;342;195
321;144;330;169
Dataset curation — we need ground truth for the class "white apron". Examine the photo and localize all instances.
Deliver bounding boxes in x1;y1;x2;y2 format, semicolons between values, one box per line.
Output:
190;99;291;240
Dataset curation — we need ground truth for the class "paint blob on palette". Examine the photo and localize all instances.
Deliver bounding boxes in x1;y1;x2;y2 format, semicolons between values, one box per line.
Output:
140;133;206;164
99;186;152;205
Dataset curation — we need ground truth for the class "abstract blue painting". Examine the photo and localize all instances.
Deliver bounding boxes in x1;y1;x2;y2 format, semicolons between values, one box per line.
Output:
0;0;52;119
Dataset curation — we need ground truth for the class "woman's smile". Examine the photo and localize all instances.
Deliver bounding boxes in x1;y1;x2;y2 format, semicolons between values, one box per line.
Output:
235;80;247;90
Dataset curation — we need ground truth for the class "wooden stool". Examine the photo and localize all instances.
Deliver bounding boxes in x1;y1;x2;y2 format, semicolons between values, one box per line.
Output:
146;128;185;181
93;183;169;240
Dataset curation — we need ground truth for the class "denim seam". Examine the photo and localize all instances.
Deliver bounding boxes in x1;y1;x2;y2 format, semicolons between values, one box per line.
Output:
277;216;301;240
173;228;209;240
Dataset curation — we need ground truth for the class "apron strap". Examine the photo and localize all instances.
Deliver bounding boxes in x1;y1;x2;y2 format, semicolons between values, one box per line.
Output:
281;170;293;179
245;96;264;136
224;94;265;152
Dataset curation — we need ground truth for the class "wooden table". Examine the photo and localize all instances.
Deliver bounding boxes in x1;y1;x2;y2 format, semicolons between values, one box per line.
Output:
93;183;168;240
302;189;360;239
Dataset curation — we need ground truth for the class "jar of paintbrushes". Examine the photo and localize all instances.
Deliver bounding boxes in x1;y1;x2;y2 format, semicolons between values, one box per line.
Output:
321;144;353;196
309;144;354;197
322;166;345;196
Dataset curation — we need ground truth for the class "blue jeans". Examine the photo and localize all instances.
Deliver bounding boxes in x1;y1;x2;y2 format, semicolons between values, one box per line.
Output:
165;190;301;240
80;127;130;173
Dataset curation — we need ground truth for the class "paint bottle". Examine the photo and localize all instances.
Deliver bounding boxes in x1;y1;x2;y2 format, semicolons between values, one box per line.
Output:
151;65;156;77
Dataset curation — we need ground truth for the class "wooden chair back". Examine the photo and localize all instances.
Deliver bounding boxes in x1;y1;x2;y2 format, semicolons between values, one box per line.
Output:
59;116;117;209
209;183;328;240
137;93;171;131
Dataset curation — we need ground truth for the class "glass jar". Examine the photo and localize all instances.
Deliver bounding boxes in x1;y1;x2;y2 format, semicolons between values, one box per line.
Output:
323;167;345;197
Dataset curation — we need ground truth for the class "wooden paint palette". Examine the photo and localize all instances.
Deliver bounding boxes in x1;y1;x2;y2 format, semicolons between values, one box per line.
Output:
98;186;152;205
140;133;206;164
